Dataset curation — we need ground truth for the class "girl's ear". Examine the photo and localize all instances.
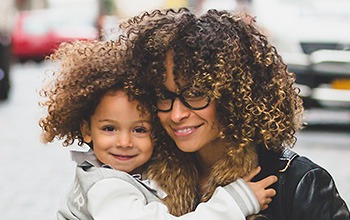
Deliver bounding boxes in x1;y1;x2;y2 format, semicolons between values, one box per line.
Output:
81;120;92;143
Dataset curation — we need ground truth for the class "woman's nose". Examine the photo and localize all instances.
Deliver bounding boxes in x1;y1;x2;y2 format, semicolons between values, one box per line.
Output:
170;98;191;123
116;132;133;148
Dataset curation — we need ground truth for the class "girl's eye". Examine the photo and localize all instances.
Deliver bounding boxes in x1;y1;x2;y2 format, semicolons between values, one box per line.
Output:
102;125;115;132
134;127;149;133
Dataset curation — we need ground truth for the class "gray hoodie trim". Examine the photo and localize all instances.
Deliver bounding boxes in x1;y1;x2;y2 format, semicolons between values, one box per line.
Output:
223;178;260;216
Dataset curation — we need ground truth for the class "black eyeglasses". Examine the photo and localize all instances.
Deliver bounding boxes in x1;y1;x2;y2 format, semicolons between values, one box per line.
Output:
156;88;211;112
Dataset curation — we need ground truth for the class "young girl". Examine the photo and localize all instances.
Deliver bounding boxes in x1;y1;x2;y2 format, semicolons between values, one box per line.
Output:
39;40;277;219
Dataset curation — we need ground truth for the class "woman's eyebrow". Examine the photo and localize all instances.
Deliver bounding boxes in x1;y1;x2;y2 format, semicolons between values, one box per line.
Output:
159;85;168;91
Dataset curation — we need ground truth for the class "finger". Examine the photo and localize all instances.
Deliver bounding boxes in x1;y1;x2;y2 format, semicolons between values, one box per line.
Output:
243;166;261;181
261;204;269;211
264;197;272;204
257;175;278;188
265;188;277;198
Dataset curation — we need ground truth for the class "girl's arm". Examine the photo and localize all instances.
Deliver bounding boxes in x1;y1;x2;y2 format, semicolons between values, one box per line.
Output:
87;171;277;220
88;178;246;220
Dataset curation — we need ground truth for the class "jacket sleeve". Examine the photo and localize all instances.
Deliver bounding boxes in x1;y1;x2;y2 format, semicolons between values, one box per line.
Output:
87;178;249;220
289;167;350;220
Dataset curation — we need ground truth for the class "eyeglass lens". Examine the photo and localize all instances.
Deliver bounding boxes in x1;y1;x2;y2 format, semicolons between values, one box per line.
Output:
157;89;210;112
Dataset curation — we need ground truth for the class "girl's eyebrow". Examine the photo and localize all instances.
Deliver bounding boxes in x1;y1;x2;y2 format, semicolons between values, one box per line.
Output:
97;118;115;123
136;119;151;124
97;119;151;124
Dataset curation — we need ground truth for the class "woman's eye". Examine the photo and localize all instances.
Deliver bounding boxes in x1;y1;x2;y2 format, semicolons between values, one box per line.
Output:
157;93;165;99
102;125;115;132
157;93;168;100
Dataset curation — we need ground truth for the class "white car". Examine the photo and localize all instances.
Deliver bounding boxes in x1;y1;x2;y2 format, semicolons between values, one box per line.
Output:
251;0;350;108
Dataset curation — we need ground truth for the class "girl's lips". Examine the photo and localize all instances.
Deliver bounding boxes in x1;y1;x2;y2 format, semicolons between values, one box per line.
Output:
112;154;136;161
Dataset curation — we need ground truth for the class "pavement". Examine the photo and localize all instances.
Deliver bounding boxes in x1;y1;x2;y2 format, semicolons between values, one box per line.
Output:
0;62;76;219
1;62;349;219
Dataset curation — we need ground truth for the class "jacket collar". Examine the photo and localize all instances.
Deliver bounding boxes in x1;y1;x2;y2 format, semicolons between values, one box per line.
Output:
71;148;104;168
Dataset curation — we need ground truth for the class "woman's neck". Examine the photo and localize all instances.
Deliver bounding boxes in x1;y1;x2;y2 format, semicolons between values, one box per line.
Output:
194;138;227;178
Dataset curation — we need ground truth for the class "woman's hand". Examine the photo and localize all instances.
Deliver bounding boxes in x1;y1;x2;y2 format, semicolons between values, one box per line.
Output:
243;166;277;210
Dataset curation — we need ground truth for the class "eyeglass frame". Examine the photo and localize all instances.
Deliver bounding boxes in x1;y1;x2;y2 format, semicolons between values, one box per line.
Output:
156;88;211;112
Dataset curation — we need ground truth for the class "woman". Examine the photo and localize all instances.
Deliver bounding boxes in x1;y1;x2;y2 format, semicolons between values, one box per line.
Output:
120;8;349;219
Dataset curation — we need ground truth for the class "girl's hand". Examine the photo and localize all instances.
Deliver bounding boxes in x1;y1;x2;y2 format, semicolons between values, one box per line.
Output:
243;166;278;210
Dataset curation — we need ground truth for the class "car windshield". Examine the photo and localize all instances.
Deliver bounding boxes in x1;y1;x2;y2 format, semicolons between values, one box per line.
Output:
23;14;50;35
22;9;96;36
276;0;350;18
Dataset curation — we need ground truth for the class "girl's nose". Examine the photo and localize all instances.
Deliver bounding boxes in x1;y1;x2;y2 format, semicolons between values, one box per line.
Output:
170;98;191;123
116;132;133;148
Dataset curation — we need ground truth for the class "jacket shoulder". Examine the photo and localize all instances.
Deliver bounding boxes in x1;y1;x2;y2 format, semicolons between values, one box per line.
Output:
281;150;350;219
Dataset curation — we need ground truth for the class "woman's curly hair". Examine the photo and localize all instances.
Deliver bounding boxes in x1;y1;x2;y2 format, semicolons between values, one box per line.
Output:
119;7;305;212
122;8;304;152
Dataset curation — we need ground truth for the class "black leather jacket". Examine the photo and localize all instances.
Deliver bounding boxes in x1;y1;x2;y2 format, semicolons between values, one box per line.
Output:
254;147;350;220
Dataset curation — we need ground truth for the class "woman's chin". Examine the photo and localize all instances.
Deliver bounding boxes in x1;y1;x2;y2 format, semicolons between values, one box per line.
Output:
176;141;201;153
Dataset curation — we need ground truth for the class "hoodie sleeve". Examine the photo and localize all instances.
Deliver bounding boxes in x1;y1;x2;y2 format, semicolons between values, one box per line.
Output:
87;178;248;220
223;178;260;216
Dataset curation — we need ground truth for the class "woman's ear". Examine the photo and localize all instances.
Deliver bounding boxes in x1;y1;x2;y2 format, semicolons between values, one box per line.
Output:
81;120;92;143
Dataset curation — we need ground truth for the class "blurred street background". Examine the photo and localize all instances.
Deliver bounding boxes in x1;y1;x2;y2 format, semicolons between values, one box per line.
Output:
1;0;350;219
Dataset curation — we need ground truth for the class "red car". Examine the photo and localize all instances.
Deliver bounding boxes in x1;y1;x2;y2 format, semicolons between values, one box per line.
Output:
11;9;98;62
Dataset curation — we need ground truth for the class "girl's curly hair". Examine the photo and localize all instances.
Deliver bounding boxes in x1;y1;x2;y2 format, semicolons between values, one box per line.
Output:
119;7;305;212
38;39;153;146
39;39;199;216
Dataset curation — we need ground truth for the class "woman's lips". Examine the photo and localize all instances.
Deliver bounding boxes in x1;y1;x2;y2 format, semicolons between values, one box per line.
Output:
172;124;203;137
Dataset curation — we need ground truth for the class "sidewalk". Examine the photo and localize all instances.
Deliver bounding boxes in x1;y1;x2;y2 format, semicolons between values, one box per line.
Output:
0;62;77;219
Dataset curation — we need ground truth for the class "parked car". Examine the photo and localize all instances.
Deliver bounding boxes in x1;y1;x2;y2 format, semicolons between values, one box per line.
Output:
0;34;11;101
11;9;98;62
0;0;15;101
251;0;350;108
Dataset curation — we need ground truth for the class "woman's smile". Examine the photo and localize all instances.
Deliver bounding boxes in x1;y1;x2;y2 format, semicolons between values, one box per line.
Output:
171;124;203;136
